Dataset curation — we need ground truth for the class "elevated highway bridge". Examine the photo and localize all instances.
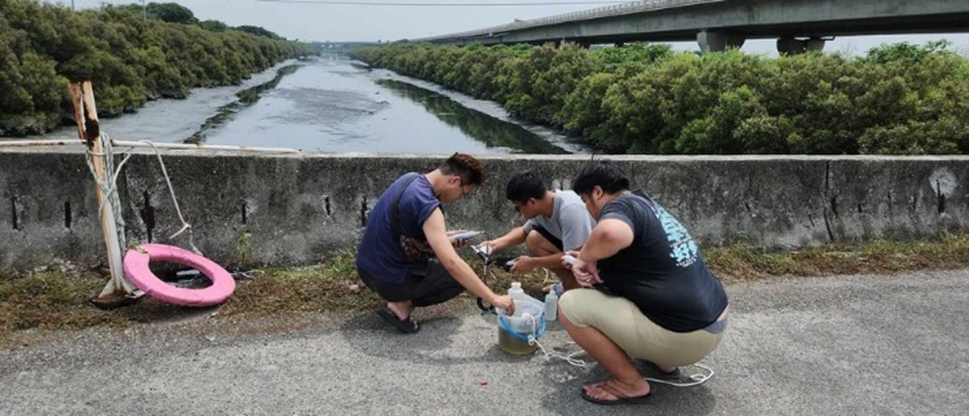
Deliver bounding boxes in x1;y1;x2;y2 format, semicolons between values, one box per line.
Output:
412;0;969;54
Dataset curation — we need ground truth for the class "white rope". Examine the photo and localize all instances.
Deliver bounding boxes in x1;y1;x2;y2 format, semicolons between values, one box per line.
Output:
141;140;201;255
84;137;200;253
82;132;143;296
530;335;588;368
644;364;714;387
231;269;265;280
84;132;131;240
522;315;716;386
524;313;588;367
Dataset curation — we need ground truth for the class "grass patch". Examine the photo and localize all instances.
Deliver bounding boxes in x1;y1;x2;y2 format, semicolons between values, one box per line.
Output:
704;233;969;280
0;271;124;333
3;234;969;336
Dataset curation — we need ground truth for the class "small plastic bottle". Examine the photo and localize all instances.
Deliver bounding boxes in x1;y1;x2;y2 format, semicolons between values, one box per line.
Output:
508;282;525;317
544;291;558;322
509;281;524;298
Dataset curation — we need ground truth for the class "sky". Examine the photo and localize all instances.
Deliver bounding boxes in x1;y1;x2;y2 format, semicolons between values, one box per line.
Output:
52;0;969;55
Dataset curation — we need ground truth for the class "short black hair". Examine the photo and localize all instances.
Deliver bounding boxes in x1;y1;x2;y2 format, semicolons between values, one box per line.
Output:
505;170;547;203
571;160;630;195
439;153;485;186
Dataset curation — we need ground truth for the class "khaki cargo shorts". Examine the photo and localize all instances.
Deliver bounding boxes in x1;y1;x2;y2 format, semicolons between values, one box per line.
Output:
559;288;727;367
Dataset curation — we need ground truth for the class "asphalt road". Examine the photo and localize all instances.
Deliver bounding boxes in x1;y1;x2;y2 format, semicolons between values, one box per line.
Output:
1;270;966;415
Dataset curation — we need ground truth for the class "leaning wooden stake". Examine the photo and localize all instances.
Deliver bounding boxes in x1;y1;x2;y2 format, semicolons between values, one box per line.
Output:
69;79;140;308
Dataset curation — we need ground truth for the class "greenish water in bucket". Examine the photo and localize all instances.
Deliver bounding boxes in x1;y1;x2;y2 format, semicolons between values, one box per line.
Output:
498;327;538;355
498;282;543;355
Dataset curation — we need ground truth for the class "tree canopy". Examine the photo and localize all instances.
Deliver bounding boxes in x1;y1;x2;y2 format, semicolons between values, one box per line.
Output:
353;42;969;155
0;0;318;136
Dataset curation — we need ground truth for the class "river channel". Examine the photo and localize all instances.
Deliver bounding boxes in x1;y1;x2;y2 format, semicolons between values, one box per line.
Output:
18;56;587;155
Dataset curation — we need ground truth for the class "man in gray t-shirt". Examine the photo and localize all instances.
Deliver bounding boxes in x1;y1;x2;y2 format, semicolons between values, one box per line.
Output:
479;171;595;291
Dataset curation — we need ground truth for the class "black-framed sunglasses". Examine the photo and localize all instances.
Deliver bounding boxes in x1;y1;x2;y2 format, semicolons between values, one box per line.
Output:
513;199;532;213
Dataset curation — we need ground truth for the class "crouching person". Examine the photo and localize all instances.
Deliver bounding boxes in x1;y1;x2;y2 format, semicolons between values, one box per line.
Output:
355;153;514;334
478;170;595;291
559;160;729;405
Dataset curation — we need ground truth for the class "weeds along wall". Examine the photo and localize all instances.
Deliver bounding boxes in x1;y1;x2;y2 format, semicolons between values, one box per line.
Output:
1;150;968;272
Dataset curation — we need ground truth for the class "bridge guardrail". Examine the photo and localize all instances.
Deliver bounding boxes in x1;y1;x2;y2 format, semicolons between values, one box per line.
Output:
419;0;720;42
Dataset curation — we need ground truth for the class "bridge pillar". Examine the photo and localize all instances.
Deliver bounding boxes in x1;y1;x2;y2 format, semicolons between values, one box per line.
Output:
557;39;591;49
777;37;826;55
697;31;745;53
805;37;826;52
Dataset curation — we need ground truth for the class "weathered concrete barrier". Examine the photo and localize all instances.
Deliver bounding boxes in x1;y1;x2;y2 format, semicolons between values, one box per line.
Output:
1;149;967;272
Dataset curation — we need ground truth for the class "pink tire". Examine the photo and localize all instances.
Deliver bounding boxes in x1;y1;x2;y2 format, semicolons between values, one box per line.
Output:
123;243;236;307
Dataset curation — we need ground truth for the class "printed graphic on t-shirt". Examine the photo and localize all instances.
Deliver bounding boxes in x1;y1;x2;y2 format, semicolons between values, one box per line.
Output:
652;202;698;268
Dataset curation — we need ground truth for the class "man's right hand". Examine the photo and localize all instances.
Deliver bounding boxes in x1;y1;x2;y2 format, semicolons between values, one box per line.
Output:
491;294;515;316
477;241;499;255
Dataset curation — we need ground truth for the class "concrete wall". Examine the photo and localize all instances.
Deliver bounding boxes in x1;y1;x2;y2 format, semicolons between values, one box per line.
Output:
2;150;968;272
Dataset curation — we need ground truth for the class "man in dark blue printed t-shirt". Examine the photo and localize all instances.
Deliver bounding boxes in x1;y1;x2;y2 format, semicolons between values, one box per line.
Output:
557;160;729;405
356;153;515;334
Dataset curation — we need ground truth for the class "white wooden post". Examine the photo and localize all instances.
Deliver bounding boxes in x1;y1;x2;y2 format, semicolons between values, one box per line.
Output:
69;79;141;307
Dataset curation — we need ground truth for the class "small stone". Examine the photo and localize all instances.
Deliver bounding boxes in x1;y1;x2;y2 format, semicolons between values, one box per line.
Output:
349;284;360;293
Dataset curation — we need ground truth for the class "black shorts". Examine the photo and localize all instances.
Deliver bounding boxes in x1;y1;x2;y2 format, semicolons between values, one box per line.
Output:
532;225;564;251
358;258;465;307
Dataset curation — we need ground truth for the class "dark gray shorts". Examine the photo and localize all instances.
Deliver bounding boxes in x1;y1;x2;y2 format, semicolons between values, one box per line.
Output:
358;258;464;307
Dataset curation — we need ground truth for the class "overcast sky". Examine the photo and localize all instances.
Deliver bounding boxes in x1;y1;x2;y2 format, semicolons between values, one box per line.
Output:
54;0;969;55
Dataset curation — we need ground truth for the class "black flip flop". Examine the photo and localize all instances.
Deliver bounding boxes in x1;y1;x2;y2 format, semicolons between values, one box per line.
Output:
580;388;652;405
376;308;420;334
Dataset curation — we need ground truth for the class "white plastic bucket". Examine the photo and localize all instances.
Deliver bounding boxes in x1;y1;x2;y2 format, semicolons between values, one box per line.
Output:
496;294;546;354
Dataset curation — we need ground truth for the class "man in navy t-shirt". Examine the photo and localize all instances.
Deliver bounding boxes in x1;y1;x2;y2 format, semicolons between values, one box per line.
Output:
558;160;729;405
356;153;515;334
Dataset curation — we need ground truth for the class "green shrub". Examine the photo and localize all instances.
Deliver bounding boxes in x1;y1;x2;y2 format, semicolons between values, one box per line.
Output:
352;40;969;155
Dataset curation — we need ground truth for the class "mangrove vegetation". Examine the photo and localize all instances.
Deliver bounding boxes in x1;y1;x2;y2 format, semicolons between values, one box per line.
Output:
352;41;969;155
0;0;318;136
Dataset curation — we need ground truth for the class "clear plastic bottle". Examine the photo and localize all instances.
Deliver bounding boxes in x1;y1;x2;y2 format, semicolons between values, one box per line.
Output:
508;282;525;317
544;291;558;322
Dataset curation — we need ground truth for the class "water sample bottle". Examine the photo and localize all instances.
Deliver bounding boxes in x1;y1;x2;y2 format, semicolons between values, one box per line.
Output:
544;291;558;322
508;282;525;317
509;281;525;296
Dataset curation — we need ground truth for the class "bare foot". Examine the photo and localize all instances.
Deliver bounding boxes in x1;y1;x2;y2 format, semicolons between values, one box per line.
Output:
582;380;608;394
583;379;651;402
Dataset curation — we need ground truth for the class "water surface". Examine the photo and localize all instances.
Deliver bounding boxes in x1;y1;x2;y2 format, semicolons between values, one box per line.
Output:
15;56;587;155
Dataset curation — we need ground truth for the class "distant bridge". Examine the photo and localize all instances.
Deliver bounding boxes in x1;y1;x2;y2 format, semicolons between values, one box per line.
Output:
412;0;969;54
315;41;381;50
